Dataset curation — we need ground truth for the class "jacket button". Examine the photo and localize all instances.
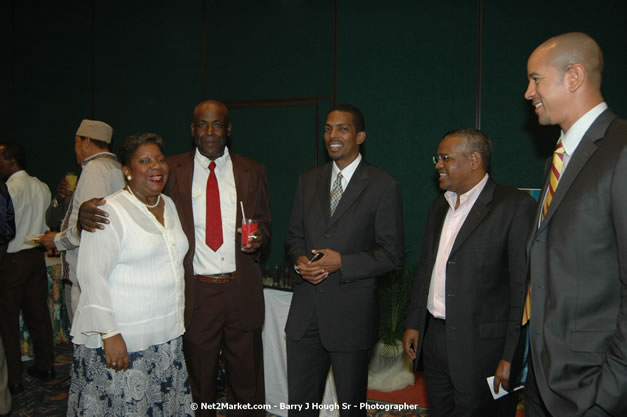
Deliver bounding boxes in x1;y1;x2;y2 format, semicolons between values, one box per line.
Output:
323;233;331;238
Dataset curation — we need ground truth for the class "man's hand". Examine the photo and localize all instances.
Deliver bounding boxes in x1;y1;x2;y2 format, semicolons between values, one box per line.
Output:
38;231;58;250
56;178;72;200
403;328;420;360
493;359;512;393
237;220;264;253
78;198;109;232
103;334;130;372
310;249;342;274
295;255;328;285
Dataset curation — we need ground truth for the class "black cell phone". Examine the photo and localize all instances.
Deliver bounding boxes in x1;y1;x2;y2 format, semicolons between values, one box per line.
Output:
310;252;324;262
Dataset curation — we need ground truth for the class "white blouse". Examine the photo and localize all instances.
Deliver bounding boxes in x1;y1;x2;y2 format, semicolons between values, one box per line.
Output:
71;189;189;352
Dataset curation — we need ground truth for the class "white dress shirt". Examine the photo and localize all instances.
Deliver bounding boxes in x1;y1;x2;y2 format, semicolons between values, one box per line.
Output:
71;190;188;352
330;154;362;193
6;170;51;253
427;173;489;319
192;147;237;275
539;102;608;221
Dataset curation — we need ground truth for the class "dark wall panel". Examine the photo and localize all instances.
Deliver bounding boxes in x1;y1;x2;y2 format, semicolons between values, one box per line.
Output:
203;0;333;101
482;0;627;190
10;1;92;186
337;0;479;263
93;1;204;157
229;106;319;265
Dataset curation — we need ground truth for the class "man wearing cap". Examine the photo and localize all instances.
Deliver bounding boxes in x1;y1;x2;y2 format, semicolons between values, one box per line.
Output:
39;120;124;322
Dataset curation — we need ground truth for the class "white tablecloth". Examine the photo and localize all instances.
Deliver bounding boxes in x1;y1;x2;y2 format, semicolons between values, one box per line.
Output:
263;288;339;417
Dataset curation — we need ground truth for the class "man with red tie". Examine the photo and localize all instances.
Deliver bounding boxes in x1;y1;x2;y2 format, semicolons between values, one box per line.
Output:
80;100;271;417
167;100;271;416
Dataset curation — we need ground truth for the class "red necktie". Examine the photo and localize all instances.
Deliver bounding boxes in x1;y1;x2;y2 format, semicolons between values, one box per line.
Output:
205;162;223;251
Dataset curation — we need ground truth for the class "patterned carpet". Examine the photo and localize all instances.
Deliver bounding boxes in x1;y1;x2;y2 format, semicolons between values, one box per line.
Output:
9;344;428;416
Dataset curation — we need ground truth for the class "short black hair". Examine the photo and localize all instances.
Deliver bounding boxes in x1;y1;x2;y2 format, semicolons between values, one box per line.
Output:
119;133;165;166
328;104;365;132
443;128;492;172
0;142;26;169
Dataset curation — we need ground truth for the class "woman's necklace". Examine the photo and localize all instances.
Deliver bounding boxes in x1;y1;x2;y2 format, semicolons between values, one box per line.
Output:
126;186;161;209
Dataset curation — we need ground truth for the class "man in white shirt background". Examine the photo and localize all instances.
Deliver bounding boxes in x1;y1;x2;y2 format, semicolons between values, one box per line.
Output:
39;120;124;323
0;142;54;394
403;129;536;417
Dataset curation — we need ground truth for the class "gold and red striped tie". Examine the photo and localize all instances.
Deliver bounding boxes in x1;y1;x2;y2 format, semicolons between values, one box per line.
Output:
522;142;565;325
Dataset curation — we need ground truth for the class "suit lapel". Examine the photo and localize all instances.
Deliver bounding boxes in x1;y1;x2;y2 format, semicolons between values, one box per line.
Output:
317;163;333;226
537;109;616;234
231;153;250;226
327;160;368;229
430;197;449;256
174;152;195;237
450;179;495;255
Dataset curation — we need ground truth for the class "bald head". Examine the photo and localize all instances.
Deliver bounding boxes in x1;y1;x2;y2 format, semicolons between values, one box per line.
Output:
525;32;605;131
536;32;604;88
193;100;230;122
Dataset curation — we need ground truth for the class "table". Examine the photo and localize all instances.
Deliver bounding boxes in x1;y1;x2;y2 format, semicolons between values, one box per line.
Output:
263;288;339;417
20;255;70;359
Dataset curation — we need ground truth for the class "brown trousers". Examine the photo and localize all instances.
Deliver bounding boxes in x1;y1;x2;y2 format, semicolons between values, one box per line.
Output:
183;279;265;417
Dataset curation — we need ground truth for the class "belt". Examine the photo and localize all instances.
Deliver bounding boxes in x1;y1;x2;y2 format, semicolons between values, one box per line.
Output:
194;272;235;284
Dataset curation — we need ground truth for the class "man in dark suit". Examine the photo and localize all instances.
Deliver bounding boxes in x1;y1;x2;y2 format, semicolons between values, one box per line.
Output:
402;129;536;417
284;104;404;416
522;32;627;417
79;100;271;417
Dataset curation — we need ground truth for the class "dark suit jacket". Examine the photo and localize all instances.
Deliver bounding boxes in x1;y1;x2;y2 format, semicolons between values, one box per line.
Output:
526;109;627;417
164;150;271;331
284;159;404;351
406;178;536;390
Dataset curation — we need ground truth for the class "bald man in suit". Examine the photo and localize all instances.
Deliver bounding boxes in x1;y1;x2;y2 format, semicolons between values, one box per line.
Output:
523;32;627;417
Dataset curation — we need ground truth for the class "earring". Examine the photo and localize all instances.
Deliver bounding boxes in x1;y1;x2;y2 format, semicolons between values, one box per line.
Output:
126;175;132;181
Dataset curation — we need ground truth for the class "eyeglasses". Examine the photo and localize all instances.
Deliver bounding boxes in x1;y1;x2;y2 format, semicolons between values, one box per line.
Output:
432;154;455;164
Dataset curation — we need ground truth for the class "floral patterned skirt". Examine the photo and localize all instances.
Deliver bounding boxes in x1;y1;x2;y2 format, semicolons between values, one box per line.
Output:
67;336;194;416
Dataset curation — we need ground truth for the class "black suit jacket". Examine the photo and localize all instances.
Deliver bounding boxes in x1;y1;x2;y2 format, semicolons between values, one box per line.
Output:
284;159;404;351
164;150;272;331
526;109;627;417
406;178;536;390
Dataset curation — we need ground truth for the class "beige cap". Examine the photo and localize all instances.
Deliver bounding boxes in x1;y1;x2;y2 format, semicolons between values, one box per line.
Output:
76;119;113;143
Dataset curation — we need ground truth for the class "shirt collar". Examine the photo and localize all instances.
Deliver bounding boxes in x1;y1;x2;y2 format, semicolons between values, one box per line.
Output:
81;151;117;167
332;153;362;180
444;173;489;210
560;102;608;156
6;169;27;184
195;147;231;171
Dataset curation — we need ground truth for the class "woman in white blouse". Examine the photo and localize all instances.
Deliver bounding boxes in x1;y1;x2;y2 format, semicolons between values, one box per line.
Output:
67;133;193;416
